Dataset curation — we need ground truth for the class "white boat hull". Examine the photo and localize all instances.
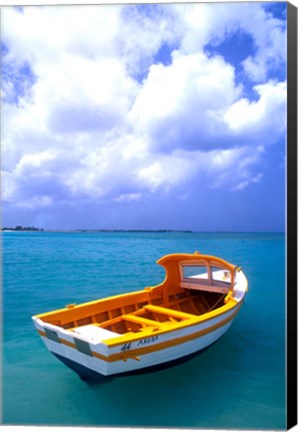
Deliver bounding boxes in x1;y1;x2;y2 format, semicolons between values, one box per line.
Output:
33;302;241;379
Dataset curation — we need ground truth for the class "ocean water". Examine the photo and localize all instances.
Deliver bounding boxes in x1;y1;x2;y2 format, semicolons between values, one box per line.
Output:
2;231;286;429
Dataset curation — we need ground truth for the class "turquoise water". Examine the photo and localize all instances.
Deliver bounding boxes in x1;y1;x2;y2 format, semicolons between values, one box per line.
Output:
2;231;286;429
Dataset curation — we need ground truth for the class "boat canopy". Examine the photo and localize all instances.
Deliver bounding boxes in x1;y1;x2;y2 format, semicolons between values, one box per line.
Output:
157;252;238;294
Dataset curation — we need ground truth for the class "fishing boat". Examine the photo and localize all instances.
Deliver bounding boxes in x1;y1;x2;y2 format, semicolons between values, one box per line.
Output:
32;251;248;380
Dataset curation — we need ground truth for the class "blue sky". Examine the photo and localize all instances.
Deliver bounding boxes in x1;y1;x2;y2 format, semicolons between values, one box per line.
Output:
1;2;287;231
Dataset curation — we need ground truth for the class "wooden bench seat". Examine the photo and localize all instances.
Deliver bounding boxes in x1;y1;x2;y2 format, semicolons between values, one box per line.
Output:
144;304;195;320
122;314;160;328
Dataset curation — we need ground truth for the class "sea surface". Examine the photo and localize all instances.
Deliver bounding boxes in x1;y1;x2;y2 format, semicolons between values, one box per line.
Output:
2;231;286;429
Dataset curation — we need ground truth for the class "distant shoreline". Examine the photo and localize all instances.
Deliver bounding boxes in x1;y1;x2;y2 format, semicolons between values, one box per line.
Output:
1;228;285;234
1;228;193;233
1;226;44;232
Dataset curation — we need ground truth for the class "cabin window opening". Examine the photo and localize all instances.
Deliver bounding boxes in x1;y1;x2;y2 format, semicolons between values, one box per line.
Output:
181;264;210;285
210;266;232;287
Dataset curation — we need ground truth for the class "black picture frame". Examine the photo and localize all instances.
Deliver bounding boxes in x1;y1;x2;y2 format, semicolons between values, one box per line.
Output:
287;2;297;429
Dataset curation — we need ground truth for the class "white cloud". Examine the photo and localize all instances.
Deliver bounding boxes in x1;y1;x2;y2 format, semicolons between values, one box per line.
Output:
205;145;265;190
1;3;286;216
129;51;240;152
115;192;142;203
137;151;200;193
224;81;286;137
240;9;286;82
177;3;286;82
2;6;122;64
15;150;57;171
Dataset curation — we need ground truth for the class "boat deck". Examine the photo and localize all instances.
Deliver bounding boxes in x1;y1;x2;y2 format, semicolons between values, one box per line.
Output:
65;291;226;341
71;325;120;342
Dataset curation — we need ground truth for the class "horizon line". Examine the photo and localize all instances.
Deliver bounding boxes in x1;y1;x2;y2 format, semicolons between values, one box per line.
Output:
1;227;286;234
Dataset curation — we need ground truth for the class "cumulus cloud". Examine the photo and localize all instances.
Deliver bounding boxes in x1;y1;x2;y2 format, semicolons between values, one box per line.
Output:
129;51;241;153
224;81;286;137
1;3;286;218
177;2;286;81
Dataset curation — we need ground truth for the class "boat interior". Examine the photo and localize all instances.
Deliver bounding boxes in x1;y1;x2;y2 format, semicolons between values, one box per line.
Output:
37;253;236;338
38;289;227;337
88;290;227;335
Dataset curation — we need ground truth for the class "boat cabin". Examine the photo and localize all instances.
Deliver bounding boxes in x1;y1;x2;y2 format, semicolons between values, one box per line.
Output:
155;251;237;302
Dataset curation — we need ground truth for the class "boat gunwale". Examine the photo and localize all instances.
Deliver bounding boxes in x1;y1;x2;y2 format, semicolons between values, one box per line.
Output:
33;288;148;321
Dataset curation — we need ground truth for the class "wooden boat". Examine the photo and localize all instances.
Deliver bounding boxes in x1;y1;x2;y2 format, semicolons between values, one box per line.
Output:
32;251;248;380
